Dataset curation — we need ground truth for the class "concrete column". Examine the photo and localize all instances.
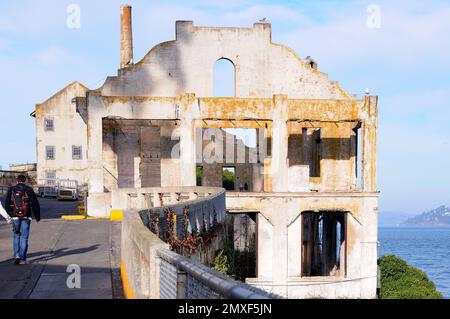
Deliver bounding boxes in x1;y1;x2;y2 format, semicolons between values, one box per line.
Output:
256;214;273;279
362;96;378;192
170;192;178;204
150;255;162;299
179;94;197;186
270;95;289;192
153;192;162;207
85;94;111;217
137;193;145;208
120;5;133;69
287;214;302;277
87;115;104;194
257;207;288;297
176;271;187;299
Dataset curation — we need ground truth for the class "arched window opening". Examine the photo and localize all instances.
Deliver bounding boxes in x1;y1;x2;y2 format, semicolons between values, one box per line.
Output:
213;58;235;97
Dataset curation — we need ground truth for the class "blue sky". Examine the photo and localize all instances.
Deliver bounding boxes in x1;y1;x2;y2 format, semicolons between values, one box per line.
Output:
1;0;449;216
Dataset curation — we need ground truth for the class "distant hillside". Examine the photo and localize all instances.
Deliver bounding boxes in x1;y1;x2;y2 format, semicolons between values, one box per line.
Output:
378;211;416;227
401;205;450;227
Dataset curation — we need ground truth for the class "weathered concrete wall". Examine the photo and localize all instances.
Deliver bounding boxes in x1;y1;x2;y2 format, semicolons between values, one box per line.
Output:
102;22;351;100
288;122;359;192
37;17;379;299
9;163;37;172
35;82;89;186
102;119;263;193
84;94;375;205
226;192;379;299
122;210;270;299
122;208;168;298
102;119;184;192
121;187;272;299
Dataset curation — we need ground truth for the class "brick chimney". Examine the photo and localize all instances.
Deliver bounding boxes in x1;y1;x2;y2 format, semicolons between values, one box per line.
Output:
120;4;133;69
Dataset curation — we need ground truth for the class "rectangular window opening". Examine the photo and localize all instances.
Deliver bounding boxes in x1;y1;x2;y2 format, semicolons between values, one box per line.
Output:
310;128;321;177
46;171;56;186
196;128;267;192
302;211;346;277
354;125;363;189
222;167;235;191
196;166;203;186
72;145;82;160
46;146;55;160
44;117;54;131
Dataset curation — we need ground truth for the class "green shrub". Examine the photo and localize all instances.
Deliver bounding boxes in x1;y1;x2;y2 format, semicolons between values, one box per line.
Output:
379;255;443;299
196;167;203;186
211;249;232;275
222;169;235;191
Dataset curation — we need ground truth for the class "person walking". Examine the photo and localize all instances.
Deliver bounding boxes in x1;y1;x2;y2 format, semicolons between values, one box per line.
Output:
0;201;12;224
3;175;40;265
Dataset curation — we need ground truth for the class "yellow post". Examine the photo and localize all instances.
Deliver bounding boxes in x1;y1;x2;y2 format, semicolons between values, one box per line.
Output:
110;210;123;221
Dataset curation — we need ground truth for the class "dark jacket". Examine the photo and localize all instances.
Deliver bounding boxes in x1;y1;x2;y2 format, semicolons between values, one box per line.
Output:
4;183;41;222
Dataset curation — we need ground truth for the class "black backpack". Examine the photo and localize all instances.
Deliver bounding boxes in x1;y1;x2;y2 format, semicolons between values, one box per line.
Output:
11;185;30;218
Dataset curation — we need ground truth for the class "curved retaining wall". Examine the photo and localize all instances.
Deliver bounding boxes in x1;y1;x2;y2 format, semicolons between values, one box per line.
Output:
121;187;274;299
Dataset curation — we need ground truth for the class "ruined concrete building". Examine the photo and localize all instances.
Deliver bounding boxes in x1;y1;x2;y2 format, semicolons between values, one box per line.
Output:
34;5;379;298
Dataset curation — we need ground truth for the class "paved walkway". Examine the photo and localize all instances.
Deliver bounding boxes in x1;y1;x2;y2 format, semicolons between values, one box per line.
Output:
0;198;123;299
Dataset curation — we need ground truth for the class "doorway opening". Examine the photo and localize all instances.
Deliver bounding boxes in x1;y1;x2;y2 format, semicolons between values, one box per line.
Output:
222;167;236;191
213;58;235;97
301;211;347;277
196;166;203;186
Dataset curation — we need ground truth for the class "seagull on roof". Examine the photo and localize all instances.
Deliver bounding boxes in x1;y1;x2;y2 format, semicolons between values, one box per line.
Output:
259;17;268;23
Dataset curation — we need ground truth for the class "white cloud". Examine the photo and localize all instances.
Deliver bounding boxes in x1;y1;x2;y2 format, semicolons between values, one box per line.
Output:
276;2;450;70
0;0;66;35
129;1;450;74
34;46;81;66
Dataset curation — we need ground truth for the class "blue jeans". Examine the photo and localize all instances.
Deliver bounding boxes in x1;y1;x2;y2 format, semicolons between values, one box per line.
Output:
12;219;31;261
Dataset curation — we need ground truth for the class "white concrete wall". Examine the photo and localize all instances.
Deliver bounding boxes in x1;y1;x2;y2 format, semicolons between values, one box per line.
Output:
35;82;89;186
101;22;351;100
227;193;379;299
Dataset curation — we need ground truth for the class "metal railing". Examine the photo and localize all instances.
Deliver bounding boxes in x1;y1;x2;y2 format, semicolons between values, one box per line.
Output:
157;248;272;299
112;186;225;210
138;188;226;245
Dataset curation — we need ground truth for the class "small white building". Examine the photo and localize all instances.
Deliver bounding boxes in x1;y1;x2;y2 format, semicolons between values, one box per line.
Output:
33;82;89;188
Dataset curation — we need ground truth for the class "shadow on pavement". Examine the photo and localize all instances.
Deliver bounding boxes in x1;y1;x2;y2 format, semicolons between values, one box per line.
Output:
0;244;101;265
0;263;118;299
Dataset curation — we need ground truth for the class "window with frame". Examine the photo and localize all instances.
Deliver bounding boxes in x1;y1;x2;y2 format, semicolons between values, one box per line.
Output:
44;117;54;131
46;171;56;186
46;146;55;160
72;145;82;160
